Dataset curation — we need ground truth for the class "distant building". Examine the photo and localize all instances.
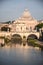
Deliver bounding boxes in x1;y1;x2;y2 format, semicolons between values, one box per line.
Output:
13;9;39;32
0;9;42;39
0;9;43;32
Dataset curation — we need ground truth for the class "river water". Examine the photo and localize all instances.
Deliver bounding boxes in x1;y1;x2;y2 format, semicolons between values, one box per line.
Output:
0;45;43;65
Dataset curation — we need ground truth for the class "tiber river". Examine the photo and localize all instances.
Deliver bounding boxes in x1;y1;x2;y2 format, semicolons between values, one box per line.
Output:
0;44;43;65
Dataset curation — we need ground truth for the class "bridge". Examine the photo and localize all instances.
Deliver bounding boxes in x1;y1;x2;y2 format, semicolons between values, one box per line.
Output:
0;31;40;39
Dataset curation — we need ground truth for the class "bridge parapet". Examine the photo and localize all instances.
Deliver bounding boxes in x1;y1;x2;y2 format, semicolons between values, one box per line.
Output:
0;31;40;39
11;32;40;39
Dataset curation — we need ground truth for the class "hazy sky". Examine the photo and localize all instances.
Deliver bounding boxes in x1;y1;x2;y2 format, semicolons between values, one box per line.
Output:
0;0;43;22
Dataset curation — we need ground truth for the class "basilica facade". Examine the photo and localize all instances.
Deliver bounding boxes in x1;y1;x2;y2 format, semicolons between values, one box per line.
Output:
0;9;42;33
10;9;39;32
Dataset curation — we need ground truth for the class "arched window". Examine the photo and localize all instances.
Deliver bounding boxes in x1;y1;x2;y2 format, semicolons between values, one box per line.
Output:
21;27;22;30
30;27;32;31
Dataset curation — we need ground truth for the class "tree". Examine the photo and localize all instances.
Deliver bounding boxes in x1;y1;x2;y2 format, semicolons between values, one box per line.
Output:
5;21;11;24
35;23;43;32
35;23;43;41
1;26;11;32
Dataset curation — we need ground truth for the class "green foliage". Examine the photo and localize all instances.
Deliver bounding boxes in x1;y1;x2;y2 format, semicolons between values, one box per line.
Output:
36;23;43;29
35;23;43;32
5;21;11;24
27;38;39;47
35;23;43;40
1;26;11;32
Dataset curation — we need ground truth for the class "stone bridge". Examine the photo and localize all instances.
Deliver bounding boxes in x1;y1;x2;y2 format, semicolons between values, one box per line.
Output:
0;31;40;39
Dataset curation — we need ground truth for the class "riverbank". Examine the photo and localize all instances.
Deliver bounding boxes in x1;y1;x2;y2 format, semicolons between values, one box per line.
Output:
0;36;43;50
0;38;43;50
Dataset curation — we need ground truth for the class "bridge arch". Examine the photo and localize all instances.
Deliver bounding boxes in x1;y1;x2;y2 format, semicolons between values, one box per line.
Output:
27;34;38;40
11;34;22;44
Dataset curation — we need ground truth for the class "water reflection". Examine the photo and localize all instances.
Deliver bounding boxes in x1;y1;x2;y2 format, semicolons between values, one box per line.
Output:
0;44;43;65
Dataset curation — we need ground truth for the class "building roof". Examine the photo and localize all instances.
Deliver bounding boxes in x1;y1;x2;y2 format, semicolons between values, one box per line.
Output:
14;9;37;24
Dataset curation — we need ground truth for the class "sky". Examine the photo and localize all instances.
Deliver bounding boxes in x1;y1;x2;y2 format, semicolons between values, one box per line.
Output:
0;0;43;22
